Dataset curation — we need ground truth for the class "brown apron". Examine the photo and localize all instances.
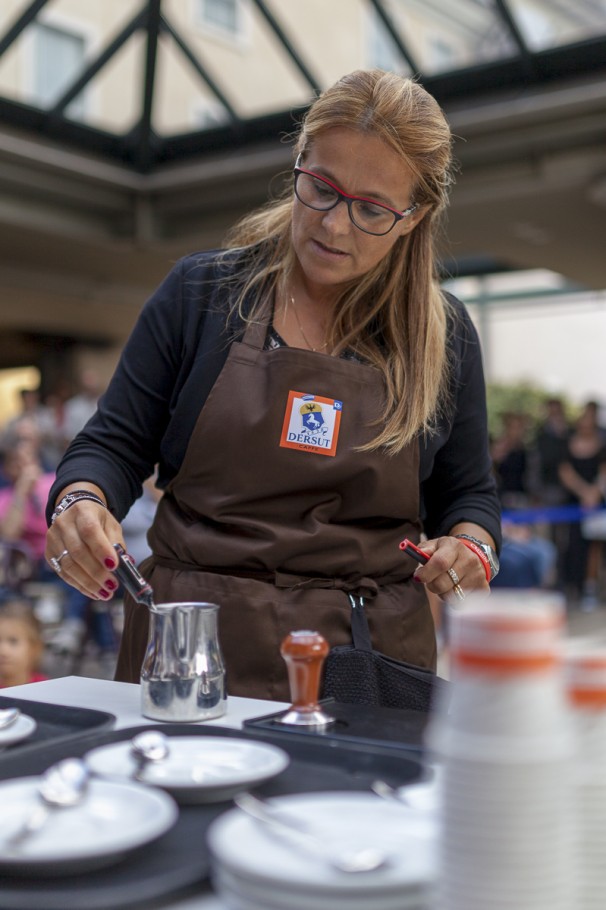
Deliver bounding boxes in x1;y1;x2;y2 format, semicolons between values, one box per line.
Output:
115;315;435;700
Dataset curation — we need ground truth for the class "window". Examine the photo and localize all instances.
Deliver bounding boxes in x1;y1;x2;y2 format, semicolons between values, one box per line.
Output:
427;36;457;72
367;9;402;72
199;0;240;35
193;100;230;129
32;22;86;117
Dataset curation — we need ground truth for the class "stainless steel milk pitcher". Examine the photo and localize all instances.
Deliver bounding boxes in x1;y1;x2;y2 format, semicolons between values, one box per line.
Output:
140;602;227;722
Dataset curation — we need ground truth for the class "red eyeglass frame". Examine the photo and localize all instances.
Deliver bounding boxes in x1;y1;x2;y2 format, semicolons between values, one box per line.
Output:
293;155;417;233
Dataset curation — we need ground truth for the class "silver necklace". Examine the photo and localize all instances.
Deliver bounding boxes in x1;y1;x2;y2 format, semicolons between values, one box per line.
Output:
289;294;329;352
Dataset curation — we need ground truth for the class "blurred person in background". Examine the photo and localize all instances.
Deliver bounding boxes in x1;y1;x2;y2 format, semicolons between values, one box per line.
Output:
0;437;53;563
524;396;571;591
45;69;501;700
62;369;105;444
491;411;531;510
558;404;606;609
2;388;63;472
583;399;606;444
0;599;47;688
531;397;570;508
491;521;557;591
0;437;116;658
121;475;162;568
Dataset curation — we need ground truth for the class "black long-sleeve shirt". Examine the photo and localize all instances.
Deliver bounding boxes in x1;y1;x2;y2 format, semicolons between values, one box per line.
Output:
48;249;501;550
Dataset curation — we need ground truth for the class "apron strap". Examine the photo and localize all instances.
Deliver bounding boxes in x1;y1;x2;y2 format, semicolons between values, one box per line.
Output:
348;594;373;652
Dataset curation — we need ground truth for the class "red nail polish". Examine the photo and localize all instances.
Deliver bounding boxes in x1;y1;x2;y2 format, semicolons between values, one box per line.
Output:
104;557;116;569
105;579;117;591
98;588;110;599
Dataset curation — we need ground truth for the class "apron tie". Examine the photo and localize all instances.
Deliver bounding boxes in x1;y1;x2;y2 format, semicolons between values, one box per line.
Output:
150;555;381;600
273;571;380;600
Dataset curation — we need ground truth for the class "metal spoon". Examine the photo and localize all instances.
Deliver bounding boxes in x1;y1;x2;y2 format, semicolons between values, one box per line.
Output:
371;779;412;806
0;708;20;730
6;758;89;851
130;730;169;781
233;792;389;874
372;777;441;815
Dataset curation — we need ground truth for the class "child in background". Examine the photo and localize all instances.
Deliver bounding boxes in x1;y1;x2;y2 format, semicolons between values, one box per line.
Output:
0;600;47;688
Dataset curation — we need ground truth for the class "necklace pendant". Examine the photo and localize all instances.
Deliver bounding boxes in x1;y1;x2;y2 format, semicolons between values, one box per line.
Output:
289;293;329;353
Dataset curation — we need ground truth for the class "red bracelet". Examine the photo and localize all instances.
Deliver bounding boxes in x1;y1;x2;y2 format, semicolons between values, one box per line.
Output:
457;538;491;583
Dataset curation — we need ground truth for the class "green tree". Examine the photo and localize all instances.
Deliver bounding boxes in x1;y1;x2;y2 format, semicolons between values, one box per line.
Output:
486;382;575;439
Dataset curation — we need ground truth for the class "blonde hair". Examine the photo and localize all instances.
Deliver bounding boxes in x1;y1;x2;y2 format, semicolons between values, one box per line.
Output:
224;69;456;453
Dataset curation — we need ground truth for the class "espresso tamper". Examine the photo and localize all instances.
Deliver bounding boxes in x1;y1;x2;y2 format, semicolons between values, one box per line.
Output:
278;630;335;730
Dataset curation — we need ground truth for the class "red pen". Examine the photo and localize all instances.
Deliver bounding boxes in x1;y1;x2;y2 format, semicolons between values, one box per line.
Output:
399;538;429;565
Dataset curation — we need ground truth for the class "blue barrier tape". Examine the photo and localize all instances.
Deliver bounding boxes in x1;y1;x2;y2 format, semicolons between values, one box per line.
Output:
502;504;606;525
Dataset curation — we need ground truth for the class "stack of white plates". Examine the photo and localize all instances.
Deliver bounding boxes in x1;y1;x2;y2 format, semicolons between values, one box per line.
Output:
575;785;606;910
207;791;437;910
565;643;606;910
436;755;575;910
427;593;575;910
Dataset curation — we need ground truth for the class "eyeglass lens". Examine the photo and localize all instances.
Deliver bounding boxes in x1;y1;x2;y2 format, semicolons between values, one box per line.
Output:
295;171;398;235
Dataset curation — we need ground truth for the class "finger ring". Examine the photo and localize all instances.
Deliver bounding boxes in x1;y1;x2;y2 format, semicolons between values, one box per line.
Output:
453;583;466;601
447;567;460;586
50;549;69;574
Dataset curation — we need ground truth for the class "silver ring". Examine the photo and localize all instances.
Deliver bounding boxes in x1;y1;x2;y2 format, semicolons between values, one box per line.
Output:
452;583;466;601
447;567;460;586
50;549;69;574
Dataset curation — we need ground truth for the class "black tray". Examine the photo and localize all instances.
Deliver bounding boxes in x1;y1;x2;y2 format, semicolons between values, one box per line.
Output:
244;698;430;752
0;695;115;762
0;722;423;910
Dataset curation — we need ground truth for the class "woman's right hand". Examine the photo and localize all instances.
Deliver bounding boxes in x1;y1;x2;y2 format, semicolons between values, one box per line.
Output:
45;493;125;602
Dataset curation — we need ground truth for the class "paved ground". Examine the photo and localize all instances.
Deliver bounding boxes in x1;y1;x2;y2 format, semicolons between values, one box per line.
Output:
566;602;606;639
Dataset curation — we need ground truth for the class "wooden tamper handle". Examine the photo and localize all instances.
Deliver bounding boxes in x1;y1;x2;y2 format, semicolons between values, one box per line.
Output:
278;630;335;728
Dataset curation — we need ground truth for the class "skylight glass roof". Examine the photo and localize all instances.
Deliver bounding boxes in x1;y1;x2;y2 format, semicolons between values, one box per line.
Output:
0;0;605;171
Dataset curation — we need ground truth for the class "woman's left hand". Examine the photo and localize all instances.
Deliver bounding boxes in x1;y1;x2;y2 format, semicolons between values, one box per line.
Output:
410;536;490;602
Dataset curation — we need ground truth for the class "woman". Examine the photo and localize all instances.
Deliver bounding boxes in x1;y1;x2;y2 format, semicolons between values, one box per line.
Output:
558;404;606;607
44;70;501;700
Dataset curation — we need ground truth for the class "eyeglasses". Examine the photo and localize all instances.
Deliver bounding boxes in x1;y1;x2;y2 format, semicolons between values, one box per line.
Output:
293;157;417;236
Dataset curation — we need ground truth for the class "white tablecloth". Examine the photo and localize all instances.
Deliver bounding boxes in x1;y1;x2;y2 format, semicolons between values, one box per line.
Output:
5;676;289;910
8;675;285;732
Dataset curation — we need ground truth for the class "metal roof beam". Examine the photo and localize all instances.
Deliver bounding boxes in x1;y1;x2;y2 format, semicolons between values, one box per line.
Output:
50;6;148;115
135;0;162;171
0;0;49;60
249;0;321;94
367;0;421;74
160;16;239;121
493;0;535;78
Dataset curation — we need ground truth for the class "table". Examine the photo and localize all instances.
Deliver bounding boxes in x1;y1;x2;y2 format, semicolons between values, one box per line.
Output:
5;676;289;910
8;675;286;734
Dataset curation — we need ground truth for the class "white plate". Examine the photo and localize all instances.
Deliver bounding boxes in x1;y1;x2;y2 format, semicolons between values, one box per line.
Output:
208;792;437;896
85;736;290;803
0;713;36;750
213;864;431;910
0;776;178;875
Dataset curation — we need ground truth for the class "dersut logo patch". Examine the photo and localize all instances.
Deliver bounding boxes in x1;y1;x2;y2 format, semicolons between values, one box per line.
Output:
279;391;343;457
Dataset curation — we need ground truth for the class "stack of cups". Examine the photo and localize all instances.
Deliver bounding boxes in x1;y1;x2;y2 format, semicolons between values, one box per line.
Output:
565;642;606;910
426;591;576;910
